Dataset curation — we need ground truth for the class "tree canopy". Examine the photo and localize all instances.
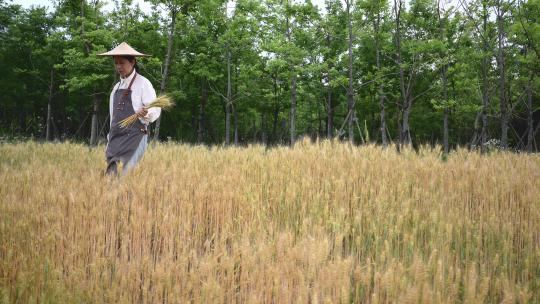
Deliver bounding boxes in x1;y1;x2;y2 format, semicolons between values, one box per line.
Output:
0;0;538;152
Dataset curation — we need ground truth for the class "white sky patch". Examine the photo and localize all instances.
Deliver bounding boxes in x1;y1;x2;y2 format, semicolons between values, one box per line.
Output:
15;0;460;18
226;0;235;18
14;0;152;13
16;0;327;13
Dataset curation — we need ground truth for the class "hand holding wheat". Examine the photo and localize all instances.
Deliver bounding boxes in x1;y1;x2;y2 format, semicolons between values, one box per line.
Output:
118;95;174;128
136;107;148;118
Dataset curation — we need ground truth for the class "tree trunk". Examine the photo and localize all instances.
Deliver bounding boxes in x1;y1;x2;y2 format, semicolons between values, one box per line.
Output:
226;47;232;145
480;1;490;154
402;106;411;145
317;100;323;138
285;2;297;146
526;82;533;152
46;69;54;141
19;110;25;135
378;86;387;146
90;95;99;146
438;0;449;154
81;0;95;145
261;112;267;145
154;7;178;141
198;79;208;144
443;107;449;153
396;103;402;151
234;56;239;146
81;0;90;55
481;57;489;154
401;103;412;145
234;105;239;145
325;34;334;138
346;0;355;143
281;118;287;144
252;119;256;143
327;85;333;139
442;67;449;154
375;10;387;146
394;0;411;146
496;1;508;149
290;76;297;146
470;111;482;149
271;102;279;144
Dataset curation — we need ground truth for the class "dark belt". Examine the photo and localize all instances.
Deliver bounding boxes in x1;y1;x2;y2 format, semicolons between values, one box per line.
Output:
140;128;148;134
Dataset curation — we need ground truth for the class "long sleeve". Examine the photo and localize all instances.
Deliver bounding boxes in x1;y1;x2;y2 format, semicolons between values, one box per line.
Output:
139;79;160;125
108;83;119;141
109;85;115;128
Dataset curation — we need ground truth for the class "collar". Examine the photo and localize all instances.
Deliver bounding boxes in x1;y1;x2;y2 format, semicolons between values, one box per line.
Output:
120;68;137;85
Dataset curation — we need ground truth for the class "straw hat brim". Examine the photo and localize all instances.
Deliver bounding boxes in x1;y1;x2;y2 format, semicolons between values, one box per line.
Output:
98;42;150;57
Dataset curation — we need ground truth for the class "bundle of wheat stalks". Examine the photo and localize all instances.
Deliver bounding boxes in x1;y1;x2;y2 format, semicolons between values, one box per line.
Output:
118;94;174;128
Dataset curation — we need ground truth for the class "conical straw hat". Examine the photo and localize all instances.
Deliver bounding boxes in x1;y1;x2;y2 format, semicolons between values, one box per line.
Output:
98;42;150;57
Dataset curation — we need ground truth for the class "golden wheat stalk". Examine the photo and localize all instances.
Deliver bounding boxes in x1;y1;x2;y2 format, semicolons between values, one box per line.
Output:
118;95;175;128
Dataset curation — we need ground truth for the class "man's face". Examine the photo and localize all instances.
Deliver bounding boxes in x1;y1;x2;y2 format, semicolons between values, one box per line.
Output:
114;56;135;78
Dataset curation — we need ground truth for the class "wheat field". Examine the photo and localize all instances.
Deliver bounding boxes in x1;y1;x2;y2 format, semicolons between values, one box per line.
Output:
0;140;539;303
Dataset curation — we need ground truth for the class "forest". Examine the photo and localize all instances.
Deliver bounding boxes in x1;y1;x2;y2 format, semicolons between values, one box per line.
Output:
0;0;538;152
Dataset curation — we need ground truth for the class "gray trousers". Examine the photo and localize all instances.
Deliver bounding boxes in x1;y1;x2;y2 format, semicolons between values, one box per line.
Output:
106;135;148;176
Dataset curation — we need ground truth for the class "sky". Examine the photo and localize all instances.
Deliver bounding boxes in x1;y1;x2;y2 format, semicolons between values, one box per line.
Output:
14;0;329;13
14;0;153;12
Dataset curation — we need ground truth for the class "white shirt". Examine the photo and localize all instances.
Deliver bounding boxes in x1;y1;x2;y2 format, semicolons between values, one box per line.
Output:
109;69;161;126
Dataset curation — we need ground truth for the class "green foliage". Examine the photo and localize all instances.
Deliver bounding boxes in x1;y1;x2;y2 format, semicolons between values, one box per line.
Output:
0;0;537;150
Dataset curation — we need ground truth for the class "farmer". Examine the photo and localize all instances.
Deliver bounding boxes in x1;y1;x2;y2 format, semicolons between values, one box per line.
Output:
98;42;161;176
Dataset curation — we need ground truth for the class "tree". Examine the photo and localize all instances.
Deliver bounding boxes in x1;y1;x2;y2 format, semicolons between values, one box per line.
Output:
344;0;357;143
147;0;195;141
319;0;347;139
359;0;391;145
215;0;262;145
0;0;536;151
511;0;539;152
261;0;316;146
459;0;497;153
56;0;114;145
184;0;228;144
495;0;510;149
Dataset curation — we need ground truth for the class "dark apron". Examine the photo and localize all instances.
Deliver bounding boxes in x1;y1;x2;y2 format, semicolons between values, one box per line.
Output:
106;73;147;167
